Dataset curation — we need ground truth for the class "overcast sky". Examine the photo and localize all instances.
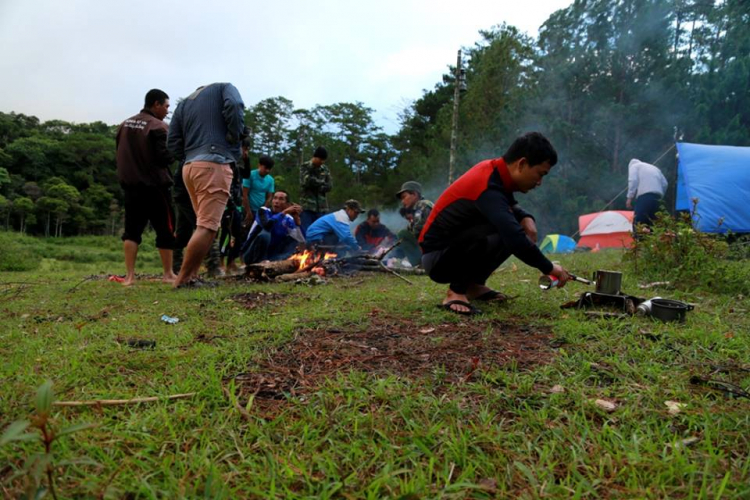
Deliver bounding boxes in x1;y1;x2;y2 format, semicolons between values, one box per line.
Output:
0;0;572;133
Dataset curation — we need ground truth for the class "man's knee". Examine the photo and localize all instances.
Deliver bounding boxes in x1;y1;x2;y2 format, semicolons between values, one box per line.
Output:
155;232;176;250
122;234;143;246
243;231;271;264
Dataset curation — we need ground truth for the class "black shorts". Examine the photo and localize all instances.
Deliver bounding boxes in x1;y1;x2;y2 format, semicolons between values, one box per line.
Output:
122;185;176;249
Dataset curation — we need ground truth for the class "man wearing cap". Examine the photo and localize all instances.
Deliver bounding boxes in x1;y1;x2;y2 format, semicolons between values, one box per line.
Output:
299;146;332;234
305;200;364;251
419;132;571;315
625;158;668;233
396;181;433;266
355;208;395;252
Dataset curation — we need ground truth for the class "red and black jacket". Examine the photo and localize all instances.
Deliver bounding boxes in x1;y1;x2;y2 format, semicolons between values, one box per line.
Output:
355;222;395;250
419;158;553;274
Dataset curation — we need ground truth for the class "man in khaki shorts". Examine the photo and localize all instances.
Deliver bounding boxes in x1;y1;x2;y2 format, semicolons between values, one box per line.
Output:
167;83;245;288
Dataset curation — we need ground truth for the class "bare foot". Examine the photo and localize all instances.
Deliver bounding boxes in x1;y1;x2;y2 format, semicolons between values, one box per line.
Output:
162;272;177;284
442;289;472;314
121;277;135;287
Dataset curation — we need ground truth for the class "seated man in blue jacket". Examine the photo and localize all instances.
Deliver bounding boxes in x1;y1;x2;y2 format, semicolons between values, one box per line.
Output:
305;199;364;252
241;190;305;264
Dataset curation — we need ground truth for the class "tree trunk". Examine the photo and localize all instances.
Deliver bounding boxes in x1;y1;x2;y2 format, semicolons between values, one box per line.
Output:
612;124;621;173
673;6;682;57
45;212;50;238
611;88;624;173
687;16;696;62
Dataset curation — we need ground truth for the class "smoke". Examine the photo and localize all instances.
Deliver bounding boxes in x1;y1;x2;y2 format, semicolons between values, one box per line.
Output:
351;209;408;233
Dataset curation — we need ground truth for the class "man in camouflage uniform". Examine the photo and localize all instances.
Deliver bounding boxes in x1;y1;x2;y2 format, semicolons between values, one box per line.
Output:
299;146;332;234
396;181;433;266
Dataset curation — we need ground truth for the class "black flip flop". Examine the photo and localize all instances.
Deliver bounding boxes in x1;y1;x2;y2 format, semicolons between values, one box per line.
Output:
438;300;482;316
474;290;511;302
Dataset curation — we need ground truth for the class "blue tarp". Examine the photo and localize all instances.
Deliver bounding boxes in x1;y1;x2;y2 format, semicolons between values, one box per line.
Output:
675;142;750;233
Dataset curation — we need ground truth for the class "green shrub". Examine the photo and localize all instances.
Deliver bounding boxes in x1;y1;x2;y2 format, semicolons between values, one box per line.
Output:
626;211;750;294
0;231;41;271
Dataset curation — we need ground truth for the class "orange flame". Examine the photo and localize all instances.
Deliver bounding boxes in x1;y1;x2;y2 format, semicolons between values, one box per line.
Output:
288;250;338;271
289;249;315;269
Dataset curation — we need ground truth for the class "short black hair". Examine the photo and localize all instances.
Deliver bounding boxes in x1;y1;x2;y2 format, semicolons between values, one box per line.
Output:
274;190;290;203
502;132;557;167
259;155;275;169
367;208;380;218
313;146;328;160
144;89;169;109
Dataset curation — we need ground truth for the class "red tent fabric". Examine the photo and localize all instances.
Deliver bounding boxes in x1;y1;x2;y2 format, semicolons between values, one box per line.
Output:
577;211;634;249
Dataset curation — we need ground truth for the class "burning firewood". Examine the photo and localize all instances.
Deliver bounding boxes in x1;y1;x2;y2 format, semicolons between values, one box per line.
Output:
277;272;312;282
245;260;299;281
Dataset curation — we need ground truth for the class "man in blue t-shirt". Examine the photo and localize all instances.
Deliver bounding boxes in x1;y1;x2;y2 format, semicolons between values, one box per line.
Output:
242;155;275;225
241;190;305;264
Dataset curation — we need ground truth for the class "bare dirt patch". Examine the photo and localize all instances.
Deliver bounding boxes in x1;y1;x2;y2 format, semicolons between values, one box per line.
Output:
230;314;557;406
232;292;287;310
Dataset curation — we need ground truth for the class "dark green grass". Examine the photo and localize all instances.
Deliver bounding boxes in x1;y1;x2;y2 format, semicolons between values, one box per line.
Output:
1;236;749;498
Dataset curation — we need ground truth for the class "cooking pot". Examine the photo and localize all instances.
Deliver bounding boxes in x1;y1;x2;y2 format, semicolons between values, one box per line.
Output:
593;270;622;295
650;298;694;322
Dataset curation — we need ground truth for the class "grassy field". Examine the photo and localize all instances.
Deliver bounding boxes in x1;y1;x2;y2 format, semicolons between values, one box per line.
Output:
1;232;749;499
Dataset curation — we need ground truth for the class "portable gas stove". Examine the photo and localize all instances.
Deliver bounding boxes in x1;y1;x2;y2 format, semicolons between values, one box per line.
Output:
570;291;644;314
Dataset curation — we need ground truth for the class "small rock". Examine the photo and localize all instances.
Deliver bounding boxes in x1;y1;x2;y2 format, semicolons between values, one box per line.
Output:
419;327;436;334
550;385;565;394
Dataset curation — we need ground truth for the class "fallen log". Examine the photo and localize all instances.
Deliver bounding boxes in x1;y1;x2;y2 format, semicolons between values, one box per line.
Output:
245;260;299;280
277;271;312;282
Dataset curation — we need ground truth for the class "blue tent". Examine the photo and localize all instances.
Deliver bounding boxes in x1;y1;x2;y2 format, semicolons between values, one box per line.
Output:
539;234;577;254
675;142;750;233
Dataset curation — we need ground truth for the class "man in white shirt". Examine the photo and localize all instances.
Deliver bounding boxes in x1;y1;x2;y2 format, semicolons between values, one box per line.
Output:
626;159;668;231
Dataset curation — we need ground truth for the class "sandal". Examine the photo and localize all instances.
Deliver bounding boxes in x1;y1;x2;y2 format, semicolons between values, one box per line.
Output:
474;290;510;302
438;300;482;316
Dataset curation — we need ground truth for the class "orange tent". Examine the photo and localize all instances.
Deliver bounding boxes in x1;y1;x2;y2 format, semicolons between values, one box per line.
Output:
577;211;634;249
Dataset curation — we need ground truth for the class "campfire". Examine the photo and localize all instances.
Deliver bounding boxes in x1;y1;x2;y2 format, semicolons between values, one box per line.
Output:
243;240;424;283
288;249;338;273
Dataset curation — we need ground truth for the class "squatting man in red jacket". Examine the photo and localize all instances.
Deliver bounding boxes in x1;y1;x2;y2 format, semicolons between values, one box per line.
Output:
419;132;571;315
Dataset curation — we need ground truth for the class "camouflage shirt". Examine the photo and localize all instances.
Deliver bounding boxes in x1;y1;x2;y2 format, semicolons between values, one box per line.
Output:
299;160;332;212
408;198;433;238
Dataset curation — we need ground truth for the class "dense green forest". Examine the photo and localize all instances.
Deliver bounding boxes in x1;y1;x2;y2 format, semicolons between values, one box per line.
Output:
0;0;747;238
